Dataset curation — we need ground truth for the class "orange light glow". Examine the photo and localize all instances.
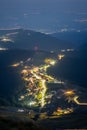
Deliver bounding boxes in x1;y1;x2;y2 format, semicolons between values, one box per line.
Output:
11;63;20;67
64;90;75;96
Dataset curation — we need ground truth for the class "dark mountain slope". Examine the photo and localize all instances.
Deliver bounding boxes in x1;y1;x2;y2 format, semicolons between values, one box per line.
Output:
0;50;35;106
0;49;56;106
51;31;87;47
48;44;87;87
0;29;72;51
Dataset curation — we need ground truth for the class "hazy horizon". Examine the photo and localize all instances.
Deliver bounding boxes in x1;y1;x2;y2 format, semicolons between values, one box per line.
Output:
0;0;87;33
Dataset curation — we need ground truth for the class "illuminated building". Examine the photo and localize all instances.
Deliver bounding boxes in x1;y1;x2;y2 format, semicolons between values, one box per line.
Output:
58;54;65;60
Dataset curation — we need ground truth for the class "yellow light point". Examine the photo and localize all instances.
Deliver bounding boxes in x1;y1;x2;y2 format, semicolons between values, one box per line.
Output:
11;63;20;67
50;60;56;65
40;65;50;71
58;54;65;60
64;108;74;114
23;77;29;81
64;90;75;96
44;58;50;64
44;58;56;65
44;65;50;71
33;67;39;72
20;95;24;99
21;69;28;74
24;66;28;69
45;75;54;80
19;95;25;100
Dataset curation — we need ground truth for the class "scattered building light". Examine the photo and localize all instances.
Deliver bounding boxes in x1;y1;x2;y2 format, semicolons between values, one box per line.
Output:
1;36;14;43
61;49;66;52
58;54;65;60
11;63;20;67
18;109;24;112
64;90;75;96
67;49;74;52
44;58;56;65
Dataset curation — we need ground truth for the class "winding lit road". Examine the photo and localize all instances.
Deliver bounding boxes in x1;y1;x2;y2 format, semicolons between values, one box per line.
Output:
74;96;87;106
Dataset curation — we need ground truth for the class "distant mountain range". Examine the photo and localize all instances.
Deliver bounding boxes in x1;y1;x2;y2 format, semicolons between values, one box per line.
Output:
0;29;73;51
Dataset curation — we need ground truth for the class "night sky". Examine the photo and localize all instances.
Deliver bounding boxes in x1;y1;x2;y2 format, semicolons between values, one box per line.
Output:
0;0;87;33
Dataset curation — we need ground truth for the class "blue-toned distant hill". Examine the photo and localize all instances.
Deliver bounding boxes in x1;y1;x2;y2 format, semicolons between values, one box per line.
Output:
48;43;87;87
0;29;72;51
51;30;87;47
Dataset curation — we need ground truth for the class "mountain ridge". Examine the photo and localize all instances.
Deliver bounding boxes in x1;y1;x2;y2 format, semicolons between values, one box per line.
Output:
0;28;73;51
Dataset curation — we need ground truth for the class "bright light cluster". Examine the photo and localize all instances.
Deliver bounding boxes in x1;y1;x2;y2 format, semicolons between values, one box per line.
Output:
58;54;65;60
0;36;13;43
44;58;56;65
64;90;75;96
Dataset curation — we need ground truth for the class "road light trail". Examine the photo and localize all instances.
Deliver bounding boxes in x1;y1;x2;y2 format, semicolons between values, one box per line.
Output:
31;69;47;107
74;96;87;106
41;80;47;107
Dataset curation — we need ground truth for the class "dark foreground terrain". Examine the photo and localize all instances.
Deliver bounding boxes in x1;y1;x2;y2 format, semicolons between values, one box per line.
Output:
0;109;87;130
0;110;46;130
0;49;87;129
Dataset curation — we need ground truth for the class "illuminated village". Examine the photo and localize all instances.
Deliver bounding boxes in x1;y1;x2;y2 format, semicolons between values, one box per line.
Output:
11;53;87;119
